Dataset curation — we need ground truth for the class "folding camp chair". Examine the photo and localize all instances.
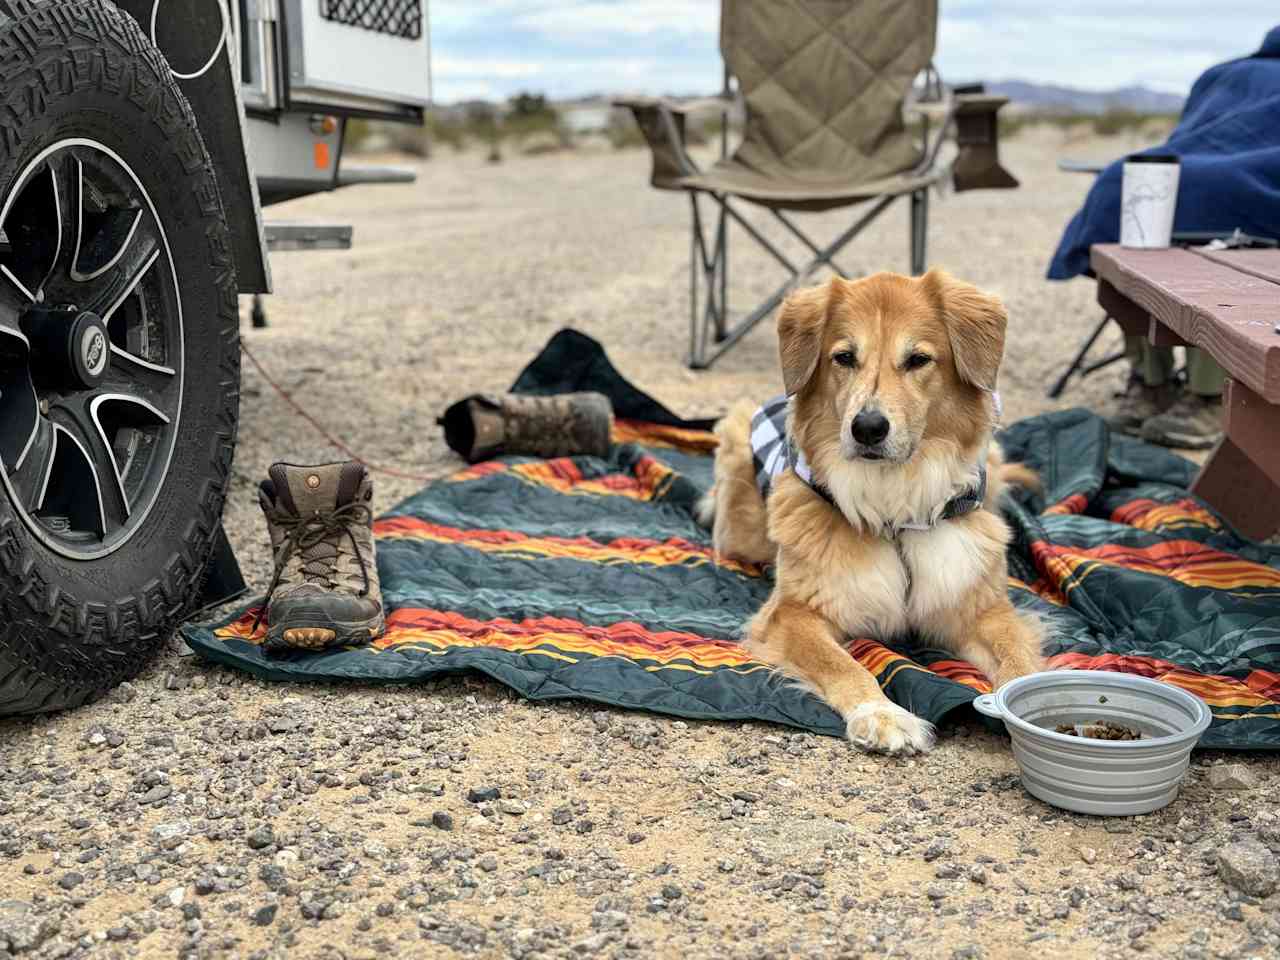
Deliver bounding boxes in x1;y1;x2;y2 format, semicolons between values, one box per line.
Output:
617;0;1017;369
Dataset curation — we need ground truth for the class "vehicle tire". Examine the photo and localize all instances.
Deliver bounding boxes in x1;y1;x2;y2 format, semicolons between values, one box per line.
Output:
0;0;240;714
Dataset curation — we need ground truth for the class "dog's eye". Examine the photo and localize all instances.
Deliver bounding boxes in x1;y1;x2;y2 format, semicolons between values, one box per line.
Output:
904;353;933;371
831;350;857;368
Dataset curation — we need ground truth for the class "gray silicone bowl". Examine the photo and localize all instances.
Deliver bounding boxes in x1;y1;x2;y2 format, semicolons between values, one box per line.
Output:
973;670;1211;816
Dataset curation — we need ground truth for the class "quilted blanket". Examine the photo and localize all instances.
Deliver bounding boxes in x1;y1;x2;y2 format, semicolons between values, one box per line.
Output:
184;331;1280;749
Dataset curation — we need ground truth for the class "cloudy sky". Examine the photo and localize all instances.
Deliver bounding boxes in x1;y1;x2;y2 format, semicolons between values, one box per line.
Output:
428;1;1279;103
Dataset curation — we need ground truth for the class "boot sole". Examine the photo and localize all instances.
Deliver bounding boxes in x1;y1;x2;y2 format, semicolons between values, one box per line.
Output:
264;615;384;655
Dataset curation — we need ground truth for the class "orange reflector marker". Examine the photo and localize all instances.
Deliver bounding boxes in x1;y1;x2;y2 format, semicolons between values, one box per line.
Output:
314;141;330;169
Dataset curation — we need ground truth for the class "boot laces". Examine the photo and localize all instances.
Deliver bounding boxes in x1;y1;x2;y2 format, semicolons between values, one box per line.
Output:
252;501;373;632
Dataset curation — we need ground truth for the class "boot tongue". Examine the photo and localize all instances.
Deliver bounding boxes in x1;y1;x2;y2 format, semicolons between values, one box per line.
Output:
268;462;368;517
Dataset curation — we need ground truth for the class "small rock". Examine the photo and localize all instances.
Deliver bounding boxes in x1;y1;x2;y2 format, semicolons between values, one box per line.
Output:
252;904;277;927
246;825;275;850
467;786;501;803
967;865;987;885
551;807;573;826
1209;764;1260;792
498;799;525;816
718;858;737;873
432;811;454;832
1078;847;1098;865
479;855;498;873
661;884;682;900
1217;841;1280;897
151;821;190;849
57;873;83;891
110;682;138;704
923;839;951;863
106;926;130;942
137;784;171;805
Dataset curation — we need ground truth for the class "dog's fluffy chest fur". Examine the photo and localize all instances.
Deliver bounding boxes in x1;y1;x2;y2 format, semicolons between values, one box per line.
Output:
771;473;1007;641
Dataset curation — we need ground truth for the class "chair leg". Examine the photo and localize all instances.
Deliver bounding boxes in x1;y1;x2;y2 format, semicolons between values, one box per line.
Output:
688;194;727;369
716;200;728;341
910;189;928;275
1046;314;1126;399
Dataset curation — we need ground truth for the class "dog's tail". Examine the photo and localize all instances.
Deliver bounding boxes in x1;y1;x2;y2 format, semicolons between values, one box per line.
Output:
695;400;758;529
985;443;1041;510
999;461;1041;492
694;485;717;529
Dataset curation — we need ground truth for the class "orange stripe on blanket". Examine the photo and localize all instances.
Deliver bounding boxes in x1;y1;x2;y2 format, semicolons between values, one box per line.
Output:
612;419;718;453
1031;539;1280;591
446;454;675;501
1009;575;1067;606
1045;492;1088;515
373;516;764;576
1048;652;1280;710
1111;497;1221;533
217;607;760;669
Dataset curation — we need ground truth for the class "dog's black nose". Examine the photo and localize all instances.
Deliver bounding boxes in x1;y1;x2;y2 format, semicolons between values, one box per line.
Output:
851;410;890;446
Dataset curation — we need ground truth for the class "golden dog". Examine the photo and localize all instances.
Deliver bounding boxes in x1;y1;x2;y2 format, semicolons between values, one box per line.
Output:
705;270;1045;754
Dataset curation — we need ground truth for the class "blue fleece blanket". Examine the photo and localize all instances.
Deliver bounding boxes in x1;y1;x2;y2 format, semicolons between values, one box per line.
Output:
1048;26;1280;280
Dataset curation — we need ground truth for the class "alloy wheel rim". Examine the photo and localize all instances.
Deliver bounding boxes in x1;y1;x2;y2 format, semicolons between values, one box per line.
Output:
0;139;184;560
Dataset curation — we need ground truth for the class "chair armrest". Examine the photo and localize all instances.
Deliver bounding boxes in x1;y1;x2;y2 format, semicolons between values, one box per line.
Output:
612;95;731;116
612;97;723;188
950;95;1018;191
1058;158;1109;175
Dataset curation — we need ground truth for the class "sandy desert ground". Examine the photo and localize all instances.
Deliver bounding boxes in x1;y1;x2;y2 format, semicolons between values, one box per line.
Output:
2;129;1279;960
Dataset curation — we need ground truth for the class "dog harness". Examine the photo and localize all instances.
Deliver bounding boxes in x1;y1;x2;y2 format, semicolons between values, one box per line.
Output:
749;394;995;535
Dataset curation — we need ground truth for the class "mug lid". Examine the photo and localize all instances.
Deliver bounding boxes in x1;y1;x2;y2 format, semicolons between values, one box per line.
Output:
1126;153;1179;164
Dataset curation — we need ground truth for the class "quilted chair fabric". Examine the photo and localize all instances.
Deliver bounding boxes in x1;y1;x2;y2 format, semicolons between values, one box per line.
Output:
681;0;941;210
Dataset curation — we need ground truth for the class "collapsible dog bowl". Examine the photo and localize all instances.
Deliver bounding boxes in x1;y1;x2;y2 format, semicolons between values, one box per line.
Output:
973;671;1211;816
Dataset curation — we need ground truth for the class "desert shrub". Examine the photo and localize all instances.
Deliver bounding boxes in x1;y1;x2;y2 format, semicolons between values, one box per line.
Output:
427;113;467;152
505;92;571;149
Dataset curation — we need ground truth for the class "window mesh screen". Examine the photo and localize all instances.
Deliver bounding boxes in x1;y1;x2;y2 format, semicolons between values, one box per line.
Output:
319;0;422;40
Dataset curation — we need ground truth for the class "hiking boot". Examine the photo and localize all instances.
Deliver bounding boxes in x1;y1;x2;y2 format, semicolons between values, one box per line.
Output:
439;392;613;463
255;461;383;654
1100;375;1179;435
1139;393;1224;450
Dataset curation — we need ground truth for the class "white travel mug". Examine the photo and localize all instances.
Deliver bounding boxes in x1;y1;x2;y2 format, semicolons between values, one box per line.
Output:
1120;154;1180;248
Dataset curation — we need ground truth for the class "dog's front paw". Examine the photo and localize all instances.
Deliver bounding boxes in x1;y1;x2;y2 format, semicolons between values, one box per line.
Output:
845;700;935;755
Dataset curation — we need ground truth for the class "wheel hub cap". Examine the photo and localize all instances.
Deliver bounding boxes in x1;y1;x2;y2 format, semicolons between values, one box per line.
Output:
0;139;184;559
22;305;112;389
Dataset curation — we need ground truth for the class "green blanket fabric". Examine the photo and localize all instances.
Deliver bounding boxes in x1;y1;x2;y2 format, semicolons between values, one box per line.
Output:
185;331;1280;749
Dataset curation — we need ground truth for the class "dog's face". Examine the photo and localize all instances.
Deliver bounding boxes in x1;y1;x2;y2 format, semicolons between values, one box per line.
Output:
779;271;1006;465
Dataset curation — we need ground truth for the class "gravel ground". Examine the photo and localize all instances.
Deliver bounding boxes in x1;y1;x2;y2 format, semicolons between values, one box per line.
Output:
3;129;1280;960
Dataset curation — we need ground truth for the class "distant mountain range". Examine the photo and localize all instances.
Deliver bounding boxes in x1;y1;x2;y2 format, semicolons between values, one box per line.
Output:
985;80;1185;115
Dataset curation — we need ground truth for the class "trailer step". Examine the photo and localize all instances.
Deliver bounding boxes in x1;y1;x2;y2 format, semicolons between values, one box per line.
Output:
263;221;353;252
337;164;417;187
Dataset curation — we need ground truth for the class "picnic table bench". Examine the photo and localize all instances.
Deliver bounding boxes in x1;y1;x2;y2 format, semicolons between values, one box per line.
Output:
1091;244;1280;538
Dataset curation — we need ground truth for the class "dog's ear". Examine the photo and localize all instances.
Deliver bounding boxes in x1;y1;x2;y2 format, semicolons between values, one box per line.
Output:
923;269;1007;392
777;281;831;396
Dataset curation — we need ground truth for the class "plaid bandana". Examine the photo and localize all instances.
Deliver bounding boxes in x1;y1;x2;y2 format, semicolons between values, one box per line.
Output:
748;394;990;535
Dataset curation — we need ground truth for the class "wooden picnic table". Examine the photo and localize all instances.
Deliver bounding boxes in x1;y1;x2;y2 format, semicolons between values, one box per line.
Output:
1091;244;1280;539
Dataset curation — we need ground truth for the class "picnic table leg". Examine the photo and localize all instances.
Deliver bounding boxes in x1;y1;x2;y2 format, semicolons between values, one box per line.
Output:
1190;379;1280;538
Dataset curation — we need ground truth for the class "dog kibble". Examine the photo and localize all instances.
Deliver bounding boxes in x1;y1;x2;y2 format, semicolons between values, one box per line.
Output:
1054;721;1143;740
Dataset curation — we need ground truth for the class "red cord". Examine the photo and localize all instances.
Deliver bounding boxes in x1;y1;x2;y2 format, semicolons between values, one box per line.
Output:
239;339;438;483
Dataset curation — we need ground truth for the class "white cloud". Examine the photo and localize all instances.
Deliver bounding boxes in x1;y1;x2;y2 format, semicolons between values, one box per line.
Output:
427;2;1278;103
513;1;718;37
937;8;1277;92
431;57;546;79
